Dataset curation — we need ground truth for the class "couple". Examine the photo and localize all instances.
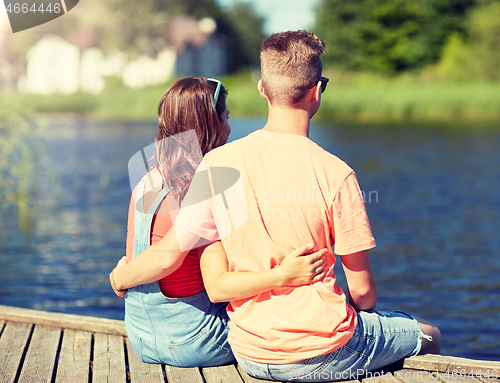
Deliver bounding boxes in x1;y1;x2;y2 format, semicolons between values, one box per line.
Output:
110;30;440;382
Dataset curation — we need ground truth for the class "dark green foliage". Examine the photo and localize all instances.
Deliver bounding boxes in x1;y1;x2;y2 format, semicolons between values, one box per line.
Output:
314;0;476;73
438;1;500;80
225;3;266;68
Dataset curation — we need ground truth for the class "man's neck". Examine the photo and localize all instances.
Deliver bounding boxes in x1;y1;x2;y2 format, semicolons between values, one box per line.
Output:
262;104;311;138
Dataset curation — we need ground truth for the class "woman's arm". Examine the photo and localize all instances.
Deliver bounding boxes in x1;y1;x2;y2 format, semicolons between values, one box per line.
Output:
111;227;190;295
200;241;328;303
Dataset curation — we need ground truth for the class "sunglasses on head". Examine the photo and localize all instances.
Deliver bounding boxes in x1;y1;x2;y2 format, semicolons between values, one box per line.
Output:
207;78;223;105
308;77;329;93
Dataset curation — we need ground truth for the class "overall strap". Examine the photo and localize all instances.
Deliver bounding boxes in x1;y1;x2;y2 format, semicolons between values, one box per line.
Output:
133;173;172;260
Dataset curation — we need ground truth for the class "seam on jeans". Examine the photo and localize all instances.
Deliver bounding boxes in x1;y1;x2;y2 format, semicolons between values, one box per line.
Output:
128;328;145;362
205;330;231;353
167;326;231;359
156;287;209;302
352;331;376;341
353;329;421;340
168;327;207;348
141;292;164;364
284;350;341;380
271;350;340;376
239;358;269;374
343;344;371;358
165;327;231;365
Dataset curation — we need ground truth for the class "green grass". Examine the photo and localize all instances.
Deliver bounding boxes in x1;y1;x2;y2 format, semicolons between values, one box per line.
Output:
2;70;500;124
318;71;500;123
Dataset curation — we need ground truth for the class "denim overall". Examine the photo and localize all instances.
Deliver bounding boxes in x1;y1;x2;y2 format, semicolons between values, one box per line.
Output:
124;175;234;367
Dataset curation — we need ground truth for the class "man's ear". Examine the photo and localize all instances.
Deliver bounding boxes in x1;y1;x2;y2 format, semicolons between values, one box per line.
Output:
258;79;269;100
313;81;322;102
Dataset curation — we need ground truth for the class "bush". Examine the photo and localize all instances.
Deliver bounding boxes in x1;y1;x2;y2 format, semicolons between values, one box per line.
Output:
438;2;500;81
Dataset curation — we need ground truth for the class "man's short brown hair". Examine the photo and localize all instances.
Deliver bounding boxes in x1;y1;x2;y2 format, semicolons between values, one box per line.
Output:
260;30;326;105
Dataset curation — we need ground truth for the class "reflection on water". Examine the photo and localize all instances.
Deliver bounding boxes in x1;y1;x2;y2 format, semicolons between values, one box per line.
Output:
0;117;499;361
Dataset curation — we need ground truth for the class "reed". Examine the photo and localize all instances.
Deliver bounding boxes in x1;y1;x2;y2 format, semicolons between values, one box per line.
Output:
1;71;500;123
0;99;42;231
318;72;500;123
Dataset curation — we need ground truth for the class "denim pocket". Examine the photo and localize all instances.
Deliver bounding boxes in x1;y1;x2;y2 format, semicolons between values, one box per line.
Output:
167;326;233;367
127;329;144;362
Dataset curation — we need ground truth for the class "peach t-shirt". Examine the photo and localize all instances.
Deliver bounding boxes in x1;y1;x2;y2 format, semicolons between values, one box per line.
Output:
175;130;376;363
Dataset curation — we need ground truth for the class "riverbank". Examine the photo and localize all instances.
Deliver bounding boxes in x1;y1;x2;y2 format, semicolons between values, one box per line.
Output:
2;71;500;124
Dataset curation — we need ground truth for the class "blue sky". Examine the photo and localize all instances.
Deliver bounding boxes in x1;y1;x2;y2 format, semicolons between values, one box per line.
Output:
215;0;320;35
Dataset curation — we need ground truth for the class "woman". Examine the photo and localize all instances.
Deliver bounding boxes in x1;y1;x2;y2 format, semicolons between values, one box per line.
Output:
111;77;327;367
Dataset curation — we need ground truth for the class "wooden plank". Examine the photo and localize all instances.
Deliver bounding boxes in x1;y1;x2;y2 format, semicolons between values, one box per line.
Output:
202;364;244;382
125;337;164;383
437;370;483;383
478;378;500;383
164;365;204;383
0;304;126;336
0;322;32;383
403;355;500;377
393;369;435;383
92;333;127;383
18;325;61;383
237;363;362;383
363;370;401;383
55;329;92;383
236;364;267;383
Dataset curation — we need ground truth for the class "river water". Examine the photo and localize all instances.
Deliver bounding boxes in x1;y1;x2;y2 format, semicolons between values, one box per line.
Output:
0;117;499;361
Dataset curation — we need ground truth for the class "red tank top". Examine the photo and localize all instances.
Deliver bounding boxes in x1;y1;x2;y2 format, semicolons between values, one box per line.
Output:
125;188;205;298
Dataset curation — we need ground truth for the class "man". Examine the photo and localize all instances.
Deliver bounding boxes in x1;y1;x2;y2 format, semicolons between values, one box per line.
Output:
176;31;440;381
113;30;440;380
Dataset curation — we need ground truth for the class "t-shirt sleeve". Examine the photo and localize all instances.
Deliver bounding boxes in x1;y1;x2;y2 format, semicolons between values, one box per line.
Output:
331;171;376;255
173;197;220;251
172;165;220;251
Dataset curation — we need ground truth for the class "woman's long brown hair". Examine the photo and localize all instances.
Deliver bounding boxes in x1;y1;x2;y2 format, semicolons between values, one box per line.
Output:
153;77;228;200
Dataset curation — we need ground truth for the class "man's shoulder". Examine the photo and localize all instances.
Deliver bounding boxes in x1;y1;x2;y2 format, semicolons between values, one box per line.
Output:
205;133;255;158
306;141;353;174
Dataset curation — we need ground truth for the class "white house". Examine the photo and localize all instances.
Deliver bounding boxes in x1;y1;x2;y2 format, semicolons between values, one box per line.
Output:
21;35;80;95
17;16;227;95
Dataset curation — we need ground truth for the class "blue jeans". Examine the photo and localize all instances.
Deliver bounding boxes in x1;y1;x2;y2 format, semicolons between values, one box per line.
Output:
235;310;425;382
124;175;234;367
125;287;233;366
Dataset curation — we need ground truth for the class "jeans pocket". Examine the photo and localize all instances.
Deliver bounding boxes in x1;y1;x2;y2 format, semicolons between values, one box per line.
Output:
168;327;233;367
128;330;145;363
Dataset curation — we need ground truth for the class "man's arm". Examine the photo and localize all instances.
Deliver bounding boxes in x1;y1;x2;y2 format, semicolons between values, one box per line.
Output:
200;241;328;303
339;250;377;311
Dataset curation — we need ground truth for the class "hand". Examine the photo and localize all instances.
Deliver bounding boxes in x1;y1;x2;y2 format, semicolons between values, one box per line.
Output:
110;256;128;298
278;244;328;286
116;255;127;268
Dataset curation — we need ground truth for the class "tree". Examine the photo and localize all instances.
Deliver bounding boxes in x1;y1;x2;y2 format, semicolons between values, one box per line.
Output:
225;3;266;68
314;0;475;73
438;1;500;80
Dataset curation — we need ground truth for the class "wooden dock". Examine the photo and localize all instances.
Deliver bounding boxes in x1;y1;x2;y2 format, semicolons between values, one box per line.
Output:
1;305;499;383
